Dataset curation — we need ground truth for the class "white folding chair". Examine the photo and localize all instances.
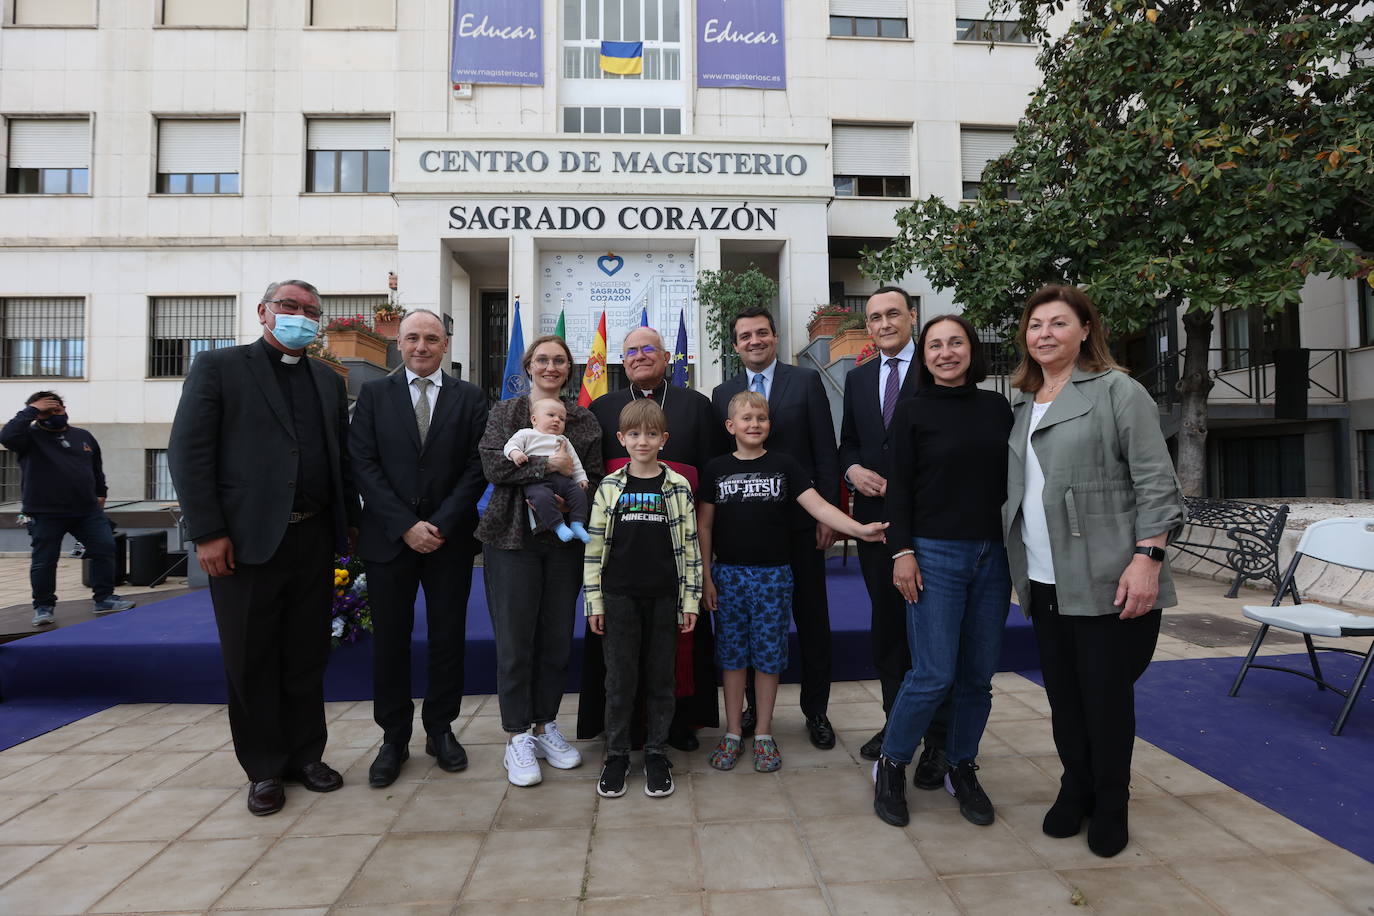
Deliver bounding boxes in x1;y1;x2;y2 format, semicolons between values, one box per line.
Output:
1228;517;1374;736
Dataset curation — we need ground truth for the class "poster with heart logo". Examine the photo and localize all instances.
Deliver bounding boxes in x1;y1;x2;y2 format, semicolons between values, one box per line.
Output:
538;248;697;364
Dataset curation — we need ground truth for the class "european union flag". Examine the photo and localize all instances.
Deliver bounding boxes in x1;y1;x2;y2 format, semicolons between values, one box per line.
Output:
599;41;643;75
670;309;689;387
500;298;527;400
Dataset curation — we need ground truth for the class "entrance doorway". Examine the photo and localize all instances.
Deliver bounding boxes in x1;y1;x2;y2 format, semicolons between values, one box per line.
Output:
478;290;508;402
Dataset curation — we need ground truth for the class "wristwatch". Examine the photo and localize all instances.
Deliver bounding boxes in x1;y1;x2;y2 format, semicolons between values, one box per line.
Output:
1133;545;1167;562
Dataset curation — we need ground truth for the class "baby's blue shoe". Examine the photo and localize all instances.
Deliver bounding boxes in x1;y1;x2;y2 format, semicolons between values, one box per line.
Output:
569;522;590;543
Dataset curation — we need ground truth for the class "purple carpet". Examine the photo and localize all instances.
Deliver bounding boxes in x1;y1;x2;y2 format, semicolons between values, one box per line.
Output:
1021;653;1374;864
0;558;1037;750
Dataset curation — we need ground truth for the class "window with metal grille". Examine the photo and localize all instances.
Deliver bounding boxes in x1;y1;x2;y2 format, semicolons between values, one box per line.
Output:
305;118;391;192
5;119;90;194
562;106;681;135
562;0;682;82
321;294;389;324
0;449;20;504
145;449;176;500
148;296;236;377
1;297;85;378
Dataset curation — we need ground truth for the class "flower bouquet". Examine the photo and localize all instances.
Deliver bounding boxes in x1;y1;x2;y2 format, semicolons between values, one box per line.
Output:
331;554;373;646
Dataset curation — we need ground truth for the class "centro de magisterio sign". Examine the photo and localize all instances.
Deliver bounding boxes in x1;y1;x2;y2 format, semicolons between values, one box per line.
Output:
418;148;809;177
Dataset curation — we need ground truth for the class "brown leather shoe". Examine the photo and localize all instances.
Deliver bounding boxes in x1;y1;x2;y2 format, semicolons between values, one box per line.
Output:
246;778;285;816
285;761;343;792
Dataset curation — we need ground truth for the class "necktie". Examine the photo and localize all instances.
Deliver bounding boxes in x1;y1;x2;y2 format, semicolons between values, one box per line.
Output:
882;358;901;428
751;373;766;399
413;377;432;443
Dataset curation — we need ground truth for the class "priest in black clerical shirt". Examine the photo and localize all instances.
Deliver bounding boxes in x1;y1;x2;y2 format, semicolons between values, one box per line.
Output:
169;279;359;817
579;326;726;747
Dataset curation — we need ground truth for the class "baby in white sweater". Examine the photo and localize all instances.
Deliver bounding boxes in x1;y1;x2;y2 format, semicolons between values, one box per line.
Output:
503;398;590;543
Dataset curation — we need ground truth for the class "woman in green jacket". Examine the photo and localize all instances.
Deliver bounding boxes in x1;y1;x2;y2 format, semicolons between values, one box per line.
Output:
1003;285;1184;858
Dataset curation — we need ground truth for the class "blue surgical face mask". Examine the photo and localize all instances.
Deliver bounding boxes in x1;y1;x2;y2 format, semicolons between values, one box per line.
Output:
271;314;319;350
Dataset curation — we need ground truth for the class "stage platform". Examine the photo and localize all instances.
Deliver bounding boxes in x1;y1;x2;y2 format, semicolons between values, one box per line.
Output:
0;558;1037;738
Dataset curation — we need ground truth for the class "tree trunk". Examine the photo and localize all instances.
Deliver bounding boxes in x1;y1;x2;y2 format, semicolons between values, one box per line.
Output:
1175;308;1216;497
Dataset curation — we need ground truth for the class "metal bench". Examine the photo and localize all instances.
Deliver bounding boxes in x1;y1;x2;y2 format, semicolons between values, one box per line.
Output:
1172;497;1294;601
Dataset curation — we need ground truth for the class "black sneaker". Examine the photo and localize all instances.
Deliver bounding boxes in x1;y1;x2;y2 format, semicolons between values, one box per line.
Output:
872;756;909;827
945;760;995;826
597;755;630;798
644;753;674;797
913;745;948;790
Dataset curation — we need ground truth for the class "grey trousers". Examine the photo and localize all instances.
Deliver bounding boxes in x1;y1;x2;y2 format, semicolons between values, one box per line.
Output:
602;592;678;757
483;536;584;733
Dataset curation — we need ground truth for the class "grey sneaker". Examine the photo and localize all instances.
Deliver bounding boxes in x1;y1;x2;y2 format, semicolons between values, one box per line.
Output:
32;606;55;627
93;595;136;616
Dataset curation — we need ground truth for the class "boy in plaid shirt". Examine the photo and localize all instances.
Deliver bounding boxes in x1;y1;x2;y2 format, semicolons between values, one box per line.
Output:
584;399;702;799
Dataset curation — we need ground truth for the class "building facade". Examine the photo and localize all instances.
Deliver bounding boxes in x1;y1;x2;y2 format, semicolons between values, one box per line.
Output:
0;0;1368;501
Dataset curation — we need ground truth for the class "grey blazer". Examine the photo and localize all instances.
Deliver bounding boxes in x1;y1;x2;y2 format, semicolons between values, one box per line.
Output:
1003;367;1184;616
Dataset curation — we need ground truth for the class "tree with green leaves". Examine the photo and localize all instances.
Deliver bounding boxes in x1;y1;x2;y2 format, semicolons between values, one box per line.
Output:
862;0;1373;494
696;264;780;374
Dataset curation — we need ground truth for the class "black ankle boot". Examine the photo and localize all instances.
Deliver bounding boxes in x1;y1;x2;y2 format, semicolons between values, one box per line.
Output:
1042;791;1093;838
872;756;909;827
1087;807;1129;857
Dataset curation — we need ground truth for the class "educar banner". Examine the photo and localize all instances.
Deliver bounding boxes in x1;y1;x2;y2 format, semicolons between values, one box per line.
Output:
696;0;786;89
450;0;543;86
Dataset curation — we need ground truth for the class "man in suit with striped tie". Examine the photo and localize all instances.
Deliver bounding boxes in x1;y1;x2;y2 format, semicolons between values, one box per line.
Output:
349;309;489;788
838;287;950;788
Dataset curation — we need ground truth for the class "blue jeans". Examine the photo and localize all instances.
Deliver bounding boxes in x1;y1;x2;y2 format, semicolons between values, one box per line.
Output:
27;510;117;607
881;537;1011;766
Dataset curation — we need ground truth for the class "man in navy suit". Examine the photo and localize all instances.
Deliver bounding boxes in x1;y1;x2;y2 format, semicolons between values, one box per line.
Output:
838;287;950;786
711;306;841;749
349;309;489;787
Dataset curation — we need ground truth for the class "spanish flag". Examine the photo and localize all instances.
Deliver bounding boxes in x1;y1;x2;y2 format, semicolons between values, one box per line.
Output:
599;41;643;76
578;310;608;407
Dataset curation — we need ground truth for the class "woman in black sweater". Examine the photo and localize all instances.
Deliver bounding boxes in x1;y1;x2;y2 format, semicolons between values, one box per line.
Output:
872;314;1013;830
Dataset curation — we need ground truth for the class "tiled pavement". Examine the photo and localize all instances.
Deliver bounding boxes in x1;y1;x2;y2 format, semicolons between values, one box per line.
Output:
0;562;1371;914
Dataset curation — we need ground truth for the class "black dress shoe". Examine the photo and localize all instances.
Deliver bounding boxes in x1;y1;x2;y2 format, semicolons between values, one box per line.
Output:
667;724;700;752
741;705;757;737
805;714;836;750
246;778;285;816
872;757;909;827
285;761;343;792
426;730;469;772
859;728;885;761
913;745;949;790
368;742;409;788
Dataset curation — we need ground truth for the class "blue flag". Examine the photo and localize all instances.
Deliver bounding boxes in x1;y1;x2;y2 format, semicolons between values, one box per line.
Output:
670;309;689;387
500;298;527;400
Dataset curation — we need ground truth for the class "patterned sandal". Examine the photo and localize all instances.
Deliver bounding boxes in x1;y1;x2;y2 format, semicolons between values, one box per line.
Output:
709;735;742;771
753;736;782;772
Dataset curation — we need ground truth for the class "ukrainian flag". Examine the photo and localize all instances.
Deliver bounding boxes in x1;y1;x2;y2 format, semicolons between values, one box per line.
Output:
599;41;643;75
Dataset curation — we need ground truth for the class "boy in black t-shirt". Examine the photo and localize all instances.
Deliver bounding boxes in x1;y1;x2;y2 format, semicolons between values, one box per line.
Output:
584;400;702;799
700;391;887;773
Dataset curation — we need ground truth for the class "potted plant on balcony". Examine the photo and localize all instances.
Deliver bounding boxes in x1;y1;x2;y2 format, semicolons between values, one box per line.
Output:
307;341;349;380
372;301;407;339
324;314;389;366
827;311;871;360
807;303;851;341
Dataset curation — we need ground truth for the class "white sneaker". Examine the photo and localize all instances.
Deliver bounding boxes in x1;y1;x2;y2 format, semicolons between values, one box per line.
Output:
532;722;582;770
503;733;542;787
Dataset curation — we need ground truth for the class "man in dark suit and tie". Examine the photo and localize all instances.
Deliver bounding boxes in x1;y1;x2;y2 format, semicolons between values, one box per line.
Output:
711;306;841;749
349;309;488;787
838;286;950;786
169;279;359;816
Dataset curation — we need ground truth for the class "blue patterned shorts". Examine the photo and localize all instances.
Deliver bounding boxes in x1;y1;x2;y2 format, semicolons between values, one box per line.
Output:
712;563;792;674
